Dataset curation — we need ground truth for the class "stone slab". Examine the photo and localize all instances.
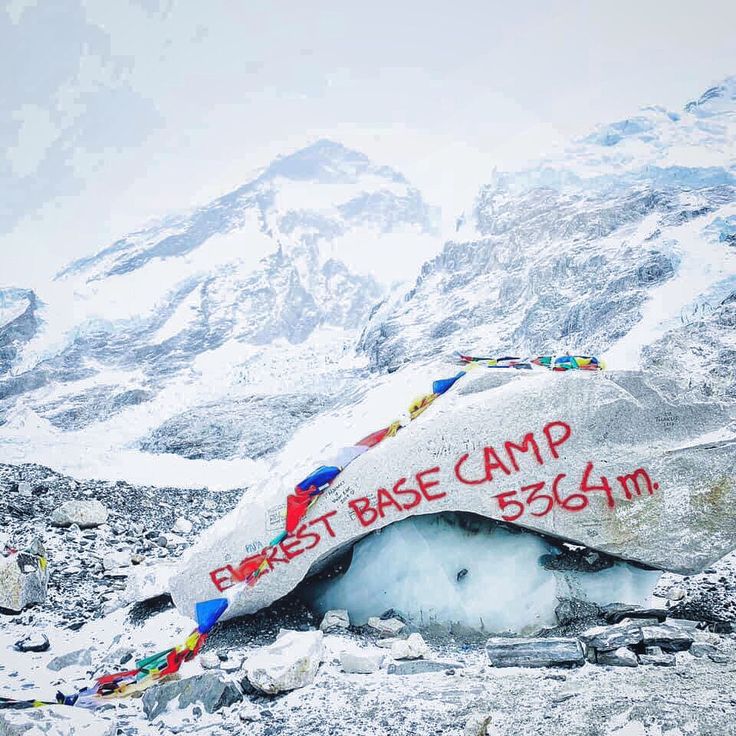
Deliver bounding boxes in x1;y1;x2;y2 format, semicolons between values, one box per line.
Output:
486;636;585;668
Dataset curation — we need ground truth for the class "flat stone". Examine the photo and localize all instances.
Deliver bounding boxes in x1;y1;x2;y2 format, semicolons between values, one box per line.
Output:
638;651;676;667
639;624;693;652
47;648;94;671
50;500;108;529
486;637;585;668
689;642;718;658
579;620;644;651
387;660;463;675
709;652;730;663
169;372;736;622
596;646;638;667
142;672;242;720
605;607;668;625
340;650;384;674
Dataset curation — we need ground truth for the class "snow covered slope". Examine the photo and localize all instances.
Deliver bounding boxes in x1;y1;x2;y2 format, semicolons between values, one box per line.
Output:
0;141;440;484
359;78;736;402
1;79;735;486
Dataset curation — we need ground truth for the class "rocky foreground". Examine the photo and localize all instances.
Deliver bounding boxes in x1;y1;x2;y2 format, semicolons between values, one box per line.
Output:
1;462;736;736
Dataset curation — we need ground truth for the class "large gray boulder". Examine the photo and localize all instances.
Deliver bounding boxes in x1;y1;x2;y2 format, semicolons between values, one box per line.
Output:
170;370;736;622
141;672;242;720
0;538;48;612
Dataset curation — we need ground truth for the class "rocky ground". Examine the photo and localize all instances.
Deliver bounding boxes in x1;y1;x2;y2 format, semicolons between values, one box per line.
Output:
0;463;242;627
1;462;736;736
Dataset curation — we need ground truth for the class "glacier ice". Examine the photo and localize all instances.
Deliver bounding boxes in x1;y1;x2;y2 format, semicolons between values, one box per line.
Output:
306;513;661;634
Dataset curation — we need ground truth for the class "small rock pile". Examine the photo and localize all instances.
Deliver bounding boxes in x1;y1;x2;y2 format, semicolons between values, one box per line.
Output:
483;612;710;669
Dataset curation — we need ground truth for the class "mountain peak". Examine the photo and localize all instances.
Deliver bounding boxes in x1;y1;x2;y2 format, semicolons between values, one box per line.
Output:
262;139;406;185
684;75;736;116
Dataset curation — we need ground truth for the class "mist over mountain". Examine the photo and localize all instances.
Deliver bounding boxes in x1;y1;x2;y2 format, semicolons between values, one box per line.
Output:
0;79;734;486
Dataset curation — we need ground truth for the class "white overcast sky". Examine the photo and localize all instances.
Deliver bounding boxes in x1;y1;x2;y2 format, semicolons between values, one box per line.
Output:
1;0;736;287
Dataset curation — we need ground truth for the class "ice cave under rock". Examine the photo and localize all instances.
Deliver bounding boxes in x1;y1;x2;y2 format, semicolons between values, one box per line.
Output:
306;512;661;633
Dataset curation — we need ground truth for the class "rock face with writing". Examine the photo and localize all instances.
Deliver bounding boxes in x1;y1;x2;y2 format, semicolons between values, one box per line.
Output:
170;370;736;622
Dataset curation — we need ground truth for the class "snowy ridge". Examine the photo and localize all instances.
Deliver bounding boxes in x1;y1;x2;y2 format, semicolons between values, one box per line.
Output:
360;79;736;385
1;80;735;486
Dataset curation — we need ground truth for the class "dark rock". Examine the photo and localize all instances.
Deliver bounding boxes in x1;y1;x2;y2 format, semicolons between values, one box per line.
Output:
142;672;242;720
579;620;643;651
605;607;668;625
14;633;50;653
638;649;676;667
486;637;584;668
555;597;601;626
639;624;693;652
539;548;616;573
596;646;638;667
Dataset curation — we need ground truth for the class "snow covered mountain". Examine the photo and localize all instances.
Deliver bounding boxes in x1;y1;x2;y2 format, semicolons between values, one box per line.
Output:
0;79;734;486
360;78;736;402
0;141;440;482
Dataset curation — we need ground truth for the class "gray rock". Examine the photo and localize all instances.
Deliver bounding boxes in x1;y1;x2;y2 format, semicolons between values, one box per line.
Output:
122;563;174;603
102;550;130;571
0;538;48;612
320;609;350;632
638;649;676;667
199;651;221;669
14;632;50;653
596;646;638;667
486;637;585;668
172;517;193;534
0;706;115;736
47;648;93;671
340;650;384;674
390;633;429;660
142;672;242;720
366;616;406;637
16;482;31;496
387;660;463;675
709;652;729;663
555;597;601;626
639;623;693;652
605;607;667;624
50;499;108;528
579;620;644;651
244;630;323;694
238;702;262;723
